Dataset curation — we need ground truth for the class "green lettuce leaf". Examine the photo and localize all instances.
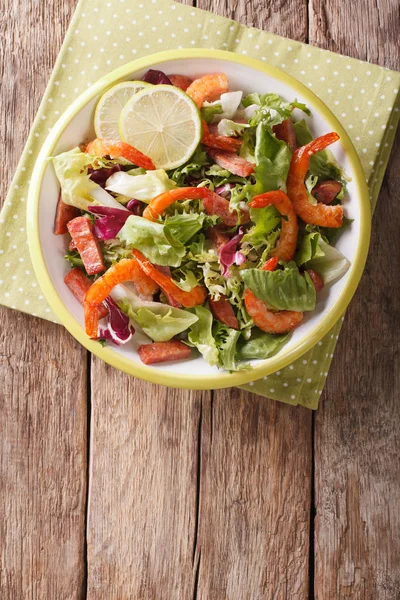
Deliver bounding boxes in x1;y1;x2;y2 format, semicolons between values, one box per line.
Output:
251;123;293;194
52;147;104;211
117;215;185;267
164;212;205;245
248;93;310;128
64;250;84;268
242;264;316;311
237;330;288;360
105;169;176;202
168;146;210;185
187;306;219;366
116;289;198;342
201;104;223;124
242;205;281;249
217;119;249;137
295;230;325;265
213;323;243;371
305;237;350;285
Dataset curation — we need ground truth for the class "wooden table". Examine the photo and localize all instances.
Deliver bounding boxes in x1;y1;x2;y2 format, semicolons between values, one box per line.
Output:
1;1;399;598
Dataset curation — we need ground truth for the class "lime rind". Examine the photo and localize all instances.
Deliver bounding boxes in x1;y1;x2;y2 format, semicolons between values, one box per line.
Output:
94;80;152;139
119;84;202;170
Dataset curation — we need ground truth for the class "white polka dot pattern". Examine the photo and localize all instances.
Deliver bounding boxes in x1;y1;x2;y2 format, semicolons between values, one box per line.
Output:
0;0;399;407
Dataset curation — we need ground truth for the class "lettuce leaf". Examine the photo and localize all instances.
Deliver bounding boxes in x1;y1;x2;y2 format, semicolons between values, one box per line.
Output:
203;91;243;122
305;237;350;285
168;146;210;185
295;230;325;265
163;212;205;245
117;215;185;267
201;104;223;123
217;119;249;137
105;169;176;202
115;287;198;342
53;147;127;211
242;205;281;249
251;123;293;194
237;330;288;360
187;306;219;366
242;264;316;311
247;93;310;128
213;323;243;371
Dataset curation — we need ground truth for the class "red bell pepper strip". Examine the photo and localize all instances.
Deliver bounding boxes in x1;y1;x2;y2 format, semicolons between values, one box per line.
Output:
261;256;279;272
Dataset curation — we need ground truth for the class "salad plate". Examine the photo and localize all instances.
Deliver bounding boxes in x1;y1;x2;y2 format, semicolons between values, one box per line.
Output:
27;49;370;389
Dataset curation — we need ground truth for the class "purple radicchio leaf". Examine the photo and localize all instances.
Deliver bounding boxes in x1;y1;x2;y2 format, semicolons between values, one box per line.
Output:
88;164;121;188
142;69;172;85
219;227;246;278
215;183;235;199
126;198;145;215
88;206;132;240
100;297;135;345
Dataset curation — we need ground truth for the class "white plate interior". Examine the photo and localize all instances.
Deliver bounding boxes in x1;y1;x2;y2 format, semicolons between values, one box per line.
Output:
37;57;362;376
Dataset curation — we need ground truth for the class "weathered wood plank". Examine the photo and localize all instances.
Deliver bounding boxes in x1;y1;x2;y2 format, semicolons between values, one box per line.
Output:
194;2;313;598
0;1;87;598
87;364;207;599
309;0;399;70
195;390;312;599
313;134;400;600
197;0;308;41
311;0;400;596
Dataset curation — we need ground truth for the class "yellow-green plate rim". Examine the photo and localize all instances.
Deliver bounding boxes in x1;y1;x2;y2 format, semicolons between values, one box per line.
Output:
27;49;371;390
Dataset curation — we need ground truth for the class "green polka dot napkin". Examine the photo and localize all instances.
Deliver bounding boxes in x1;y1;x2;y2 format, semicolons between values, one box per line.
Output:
1;0;399;408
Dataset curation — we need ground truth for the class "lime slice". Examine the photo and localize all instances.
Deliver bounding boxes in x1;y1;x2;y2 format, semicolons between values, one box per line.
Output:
119;85;202;170
94;81;152;139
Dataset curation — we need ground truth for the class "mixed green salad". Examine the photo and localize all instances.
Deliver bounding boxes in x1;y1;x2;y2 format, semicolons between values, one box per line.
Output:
53;68;350;369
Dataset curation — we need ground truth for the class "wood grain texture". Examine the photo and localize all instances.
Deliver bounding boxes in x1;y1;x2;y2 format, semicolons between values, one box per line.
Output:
87;364;207;599
0;1;87;599
314;134;400;599
195;390;312;599
197;0;308;41
309;0;400;69
194;1;313;598
312;1;400;596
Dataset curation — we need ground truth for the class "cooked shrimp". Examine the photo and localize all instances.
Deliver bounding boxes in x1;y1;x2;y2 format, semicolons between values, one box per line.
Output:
202;120;242;152
244;289;303;334
84;258;158;339
143;186;248;226
85;138;155;170
287;132;343;228
185;73;229;107
132;250;207;308
249;190;298;262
